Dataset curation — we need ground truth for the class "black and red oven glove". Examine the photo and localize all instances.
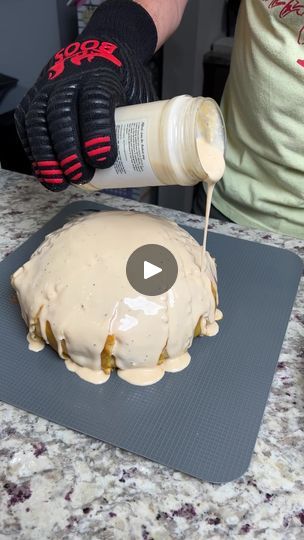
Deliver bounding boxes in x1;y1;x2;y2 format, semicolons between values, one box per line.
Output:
14;0;157;191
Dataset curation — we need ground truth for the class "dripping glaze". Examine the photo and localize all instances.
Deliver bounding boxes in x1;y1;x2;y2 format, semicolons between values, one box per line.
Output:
11;211;221;386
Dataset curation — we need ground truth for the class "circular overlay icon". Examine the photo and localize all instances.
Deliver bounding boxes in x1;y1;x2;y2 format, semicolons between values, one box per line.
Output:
126;244;178;296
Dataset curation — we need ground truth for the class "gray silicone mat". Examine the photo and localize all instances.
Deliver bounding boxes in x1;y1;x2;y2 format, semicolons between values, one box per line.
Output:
0;202;302;483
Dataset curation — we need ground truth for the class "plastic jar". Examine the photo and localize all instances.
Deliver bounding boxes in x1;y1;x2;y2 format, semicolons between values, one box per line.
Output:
80;95;226;192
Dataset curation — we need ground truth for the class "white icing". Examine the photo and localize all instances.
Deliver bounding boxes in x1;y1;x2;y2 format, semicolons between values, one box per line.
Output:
163;352;191;373
118;366;165;386
27;334;45;352
215;308;223;321
117;353;191;385
11;211;221;386
205;321;219;337
196;139;225;185
196;138;225;252
65;358;110;384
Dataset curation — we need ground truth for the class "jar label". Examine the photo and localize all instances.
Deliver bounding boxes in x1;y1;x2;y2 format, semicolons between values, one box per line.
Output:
89;119;162;189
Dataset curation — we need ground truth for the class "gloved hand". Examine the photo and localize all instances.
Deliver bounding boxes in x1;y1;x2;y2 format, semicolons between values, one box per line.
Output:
15;0;157;191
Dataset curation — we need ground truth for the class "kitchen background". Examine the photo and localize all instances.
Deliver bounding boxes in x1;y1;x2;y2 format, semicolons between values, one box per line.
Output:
0;0;240;211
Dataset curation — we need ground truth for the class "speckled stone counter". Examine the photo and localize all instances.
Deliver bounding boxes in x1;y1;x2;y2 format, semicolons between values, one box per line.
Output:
0;170;303;540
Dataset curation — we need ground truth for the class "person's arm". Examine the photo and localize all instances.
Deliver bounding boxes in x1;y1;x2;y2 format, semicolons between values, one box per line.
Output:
15;0;188;192
135;0;188;49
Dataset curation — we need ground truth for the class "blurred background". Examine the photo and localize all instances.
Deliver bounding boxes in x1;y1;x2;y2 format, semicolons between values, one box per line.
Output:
0;0;240;211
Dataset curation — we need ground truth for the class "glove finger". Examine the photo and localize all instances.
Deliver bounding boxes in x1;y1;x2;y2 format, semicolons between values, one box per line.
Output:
47;81;94;185
25;90;68;191
14;86;57;185
14;86;40;170
79;70;124;169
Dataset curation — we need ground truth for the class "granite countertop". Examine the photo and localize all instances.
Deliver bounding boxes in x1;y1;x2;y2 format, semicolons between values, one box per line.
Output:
0;170;303;540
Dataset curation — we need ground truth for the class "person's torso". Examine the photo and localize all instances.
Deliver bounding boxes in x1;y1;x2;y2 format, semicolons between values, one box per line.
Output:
213;0;304;238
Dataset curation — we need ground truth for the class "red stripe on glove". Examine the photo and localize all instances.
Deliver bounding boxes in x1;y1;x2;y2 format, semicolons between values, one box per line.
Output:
60;154;78;167
87;146;111;157
37;160;59;167
85;136;110;148
65;162;82;175
41;169;63;176
40;178;65;185
71;172;83;181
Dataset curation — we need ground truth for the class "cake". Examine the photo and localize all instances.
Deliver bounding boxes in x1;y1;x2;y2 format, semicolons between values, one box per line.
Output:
11;211;222;385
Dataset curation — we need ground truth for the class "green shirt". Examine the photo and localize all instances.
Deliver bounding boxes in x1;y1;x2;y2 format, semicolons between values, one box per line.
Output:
213;0;304;239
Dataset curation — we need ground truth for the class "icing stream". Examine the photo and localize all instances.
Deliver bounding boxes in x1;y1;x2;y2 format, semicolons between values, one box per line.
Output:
196;138;225;252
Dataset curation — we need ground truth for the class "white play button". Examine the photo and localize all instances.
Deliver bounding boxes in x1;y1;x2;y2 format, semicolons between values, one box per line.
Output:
126;244;178;296
144;260;162;280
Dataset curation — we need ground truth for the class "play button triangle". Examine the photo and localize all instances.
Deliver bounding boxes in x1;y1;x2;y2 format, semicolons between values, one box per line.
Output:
144;260;162;280
126;244;178;296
